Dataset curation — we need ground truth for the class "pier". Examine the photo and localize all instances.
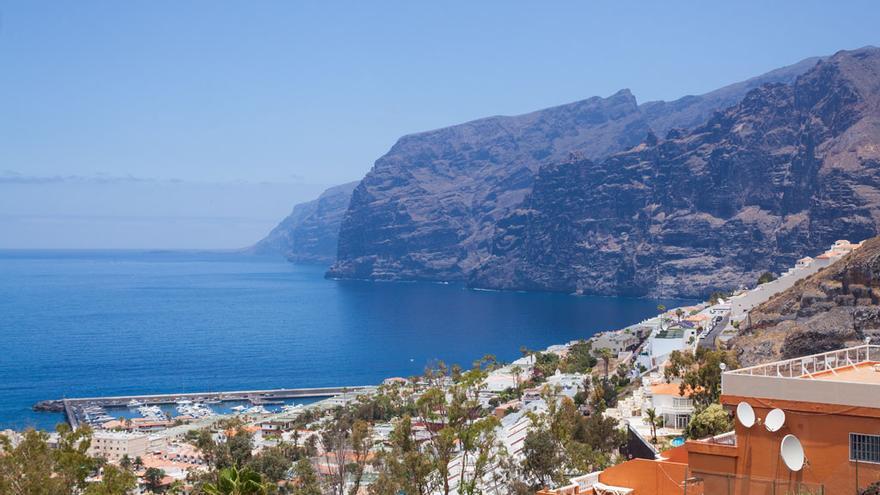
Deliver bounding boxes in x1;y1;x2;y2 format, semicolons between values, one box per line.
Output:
35;386;375;429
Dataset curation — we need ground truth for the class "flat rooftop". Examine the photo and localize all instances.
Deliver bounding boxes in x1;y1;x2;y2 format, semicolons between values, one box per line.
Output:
722;345;880;409
806;361;880;384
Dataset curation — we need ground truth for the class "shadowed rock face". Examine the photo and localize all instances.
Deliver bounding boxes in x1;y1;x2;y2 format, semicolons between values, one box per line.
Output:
328;56;821;282
733;236;880;366
472;47;880;297
251;181;358;264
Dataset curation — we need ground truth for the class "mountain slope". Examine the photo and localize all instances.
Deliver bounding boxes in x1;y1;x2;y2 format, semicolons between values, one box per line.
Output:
733;236;880;366
251;181;357;263
328;56;822;282
472;47;880;297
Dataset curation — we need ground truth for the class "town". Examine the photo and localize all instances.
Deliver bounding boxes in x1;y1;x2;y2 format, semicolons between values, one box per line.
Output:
2;239;877;494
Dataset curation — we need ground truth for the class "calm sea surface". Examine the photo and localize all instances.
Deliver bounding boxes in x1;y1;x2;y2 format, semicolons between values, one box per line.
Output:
0;250;690;430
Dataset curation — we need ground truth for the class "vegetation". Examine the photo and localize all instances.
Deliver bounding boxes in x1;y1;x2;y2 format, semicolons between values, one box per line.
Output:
664;348;739;410
0;344;629;494
0;425;96;495
522;396;626;488
860;481;880;495
708;291;731;305
757;271;777;285
686;404;733;440
644;408;662;444
203;466;270;495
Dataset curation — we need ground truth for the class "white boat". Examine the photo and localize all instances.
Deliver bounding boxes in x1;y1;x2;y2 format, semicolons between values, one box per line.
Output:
243;405;268;415
230;405;247;413
127;399;143;408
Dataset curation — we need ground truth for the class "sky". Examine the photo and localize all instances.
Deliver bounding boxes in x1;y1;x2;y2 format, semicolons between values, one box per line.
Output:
1;1;879;248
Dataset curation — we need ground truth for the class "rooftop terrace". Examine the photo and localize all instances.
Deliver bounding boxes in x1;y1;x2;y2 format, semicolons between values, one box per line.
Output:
722;345;880;408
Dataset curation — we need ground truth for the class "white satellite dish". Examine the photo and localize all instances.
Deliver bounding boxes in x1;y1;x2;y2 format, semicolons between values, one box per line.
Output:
781;434;805;471
736;401;756;428
765;408;786;432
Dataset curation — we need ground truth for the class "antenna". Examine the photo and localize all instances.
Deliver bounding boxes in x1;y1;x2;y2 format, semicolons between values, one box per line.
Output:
780;434;805;471
736;401;755;428
765;408;786;432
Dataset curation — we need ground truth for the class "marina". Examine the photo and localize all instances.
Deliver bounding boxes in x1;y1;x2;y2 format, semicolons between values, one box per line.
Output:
34;386;374;429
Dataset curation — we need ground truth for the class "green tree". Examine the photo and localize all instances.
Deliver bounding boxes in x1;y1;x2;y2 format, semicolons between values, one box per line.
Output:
644;408;662;444
0;429;64;495
246;445;293;484
144;467;166;493
53;424;96;493
664;348;739;409
521;429;560;487
347;419;372;495
85;464;137;495
562;341;597;374
757;272;776;285
291;459;321;495
686;403;733;440
597;348;613;379
371;415;434;495
510;365;524;388
203;466;268;495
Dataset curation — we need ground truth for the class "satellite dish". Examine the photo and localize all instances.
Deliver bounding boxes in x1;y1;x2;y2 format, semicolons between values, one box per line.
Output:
736;402;756;428
781;434;805;471
765;408;786;432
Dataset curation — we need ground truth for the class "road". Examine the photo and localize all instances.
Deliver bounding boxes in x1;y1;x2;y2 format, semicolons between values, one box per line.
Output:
699;314;729;349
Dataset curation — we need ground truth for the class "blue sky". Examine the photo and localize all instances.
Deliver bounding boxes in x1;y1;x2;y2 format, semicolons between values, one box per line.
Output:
1;1;879;248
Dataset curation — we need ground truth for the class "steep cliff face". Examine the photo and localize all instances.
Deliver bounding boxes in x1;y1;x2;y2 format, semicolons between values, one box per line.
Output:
733;237;880;366
328;57;821;282
472;47;880;297
251;181;357;263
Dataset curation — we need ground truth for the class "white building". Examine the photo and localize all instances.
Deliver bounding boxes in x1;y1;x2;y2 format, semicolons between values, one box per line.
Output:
88;431;149;462
645;382;694;430
591;330;639;356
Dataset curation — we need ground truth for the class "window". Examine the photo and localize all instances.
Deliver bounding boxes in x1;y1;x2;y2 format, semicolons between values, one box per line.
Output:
850;433;880;463
673;397;693;409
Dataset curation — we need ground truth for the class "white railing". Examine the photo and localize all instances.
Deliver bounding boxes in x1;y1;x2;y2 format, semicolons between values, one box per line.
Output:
727;345;880;379
723;345;880;409
571;472;601;490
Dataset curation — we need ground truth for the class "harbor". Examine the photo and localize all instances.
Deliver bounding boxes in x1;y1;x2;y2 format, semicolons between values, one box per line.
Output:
33;386;375;429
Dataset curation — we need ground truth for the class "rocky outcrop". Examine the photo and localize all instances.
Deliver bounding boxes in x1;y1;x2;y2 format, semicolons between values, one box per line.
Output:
472;47;880;297
251;181;357;264
733;237;880;366
328;56;822;282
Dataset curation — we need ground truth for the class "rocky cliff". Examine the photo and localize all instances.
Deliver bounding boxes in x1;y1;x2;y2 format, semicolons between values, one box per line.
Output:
328;57;821;282
251;181;357;263
733;237;880;366
472;47;880;297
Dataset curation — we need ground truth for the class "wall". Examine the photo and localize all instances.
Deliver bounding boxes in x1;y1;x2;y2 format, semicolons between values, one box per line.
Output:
688;396;880;495
599;458;687;495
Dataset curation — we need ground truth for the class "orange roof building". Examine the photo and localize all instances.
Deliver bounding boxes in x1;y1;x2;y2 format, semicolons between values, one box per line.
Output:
541;344;880;494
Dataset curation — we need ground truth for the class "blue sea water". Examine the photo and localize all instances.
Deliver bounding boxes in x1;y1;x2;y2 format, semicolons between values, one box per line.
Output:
0;250;690;430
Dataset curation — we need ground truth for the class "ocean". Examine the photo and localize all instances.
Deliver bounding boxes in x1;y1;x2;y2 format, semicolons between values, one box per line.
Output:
0;250;690;430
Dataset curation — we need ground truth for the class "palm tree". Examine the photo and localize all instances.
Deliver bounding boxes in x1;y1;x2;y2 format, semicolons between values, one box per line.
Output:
510;365;523;389
644;408;663;444
597;348;613;379
144;467;165;493
133;456;144;472
203;466;268;495
675;308;684;323
657;304;667;330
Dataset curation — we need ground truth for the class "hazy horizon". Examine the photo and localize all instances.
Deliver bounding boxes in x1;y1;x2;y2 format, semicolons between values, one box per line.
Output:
3;1;879;248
